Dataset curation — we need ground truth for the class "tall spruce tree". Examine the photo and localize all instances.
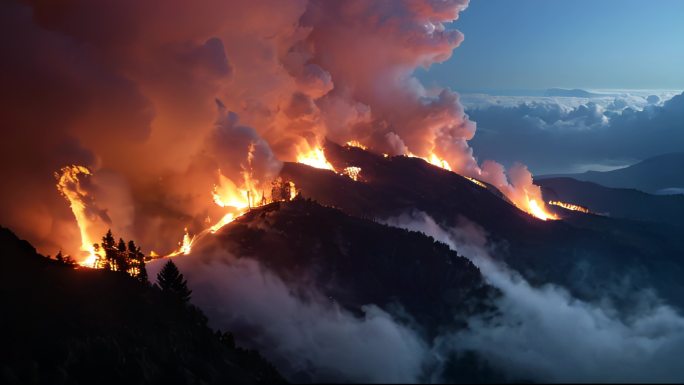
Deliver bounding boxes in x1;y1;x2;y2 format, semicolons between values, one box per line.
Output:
101;230;117;270
156;260;192;302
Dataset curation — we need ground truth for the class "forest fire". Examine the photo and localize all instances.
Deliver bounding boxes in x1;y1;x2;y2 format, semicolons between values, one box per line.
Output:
55;165;104;267
548;200;591;214
345;141;367;150
342;166;362;181
465;176;487;188
296;145;335;171
527;199;558;221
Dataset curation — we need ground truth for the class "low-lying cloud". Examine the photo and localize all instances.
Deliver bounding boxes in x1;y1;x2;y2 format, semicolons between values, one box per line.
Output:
385;211;684;382
147;241;431;383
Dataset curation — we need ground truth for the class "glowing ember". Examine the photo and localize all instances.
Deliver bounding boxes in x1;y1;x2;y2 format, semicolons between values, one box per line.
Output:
465;176;487;188
341;166;362;181
548;200;591;214
296;145;335;171
345;140;367;150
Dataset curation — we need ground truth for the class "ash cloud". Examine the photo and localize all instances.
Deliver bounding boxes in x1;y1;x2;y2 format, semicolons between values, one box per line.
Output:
385;211;684;382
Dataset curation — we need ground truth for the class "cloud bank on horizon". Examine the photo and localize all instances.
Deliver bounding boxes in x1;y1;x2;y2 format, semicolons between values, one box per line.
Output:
462;90;684;174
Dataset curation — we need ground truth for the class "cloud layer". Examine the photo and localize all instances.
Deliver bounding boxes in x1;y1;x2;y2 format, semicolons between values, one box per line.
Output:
386;211;684;382
466;91;684;174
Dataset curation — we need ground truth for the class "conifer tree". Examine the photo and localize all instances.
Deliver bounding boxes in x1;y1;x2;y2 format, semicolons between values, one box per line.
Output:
156;260;192;302
102;230;117;270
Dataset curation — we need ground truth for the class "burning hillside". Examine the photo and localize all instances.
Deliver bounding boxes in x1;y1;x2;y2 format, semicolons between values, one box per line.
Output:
0;0;562;263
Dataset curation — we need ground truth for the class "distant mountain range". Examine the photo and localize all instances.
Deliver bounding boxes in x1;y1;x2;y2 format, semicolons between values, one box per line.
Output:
537;177;684;228
539;152;684;194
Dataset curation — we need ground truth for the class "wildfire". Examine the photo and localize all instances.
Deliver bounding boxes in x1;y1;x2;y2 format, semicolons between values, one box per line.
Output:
341;166;362;181
526;198;558;221
55;165;104;267
465;176;487;188
345;140;367;150
548;200;591;214
427;154;452;171
296;145;335;171
166;173;297;257
167;228;195;257
408;152;452;171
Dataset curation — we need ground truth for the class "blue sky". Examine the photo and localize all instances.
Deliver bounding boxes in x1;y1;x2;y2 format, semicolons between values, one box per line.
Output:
417;0;684;91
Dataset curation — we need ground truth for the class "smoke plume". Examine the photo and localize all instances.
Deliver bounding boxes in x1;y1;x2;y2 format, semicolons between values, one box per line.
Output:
2;0;549;259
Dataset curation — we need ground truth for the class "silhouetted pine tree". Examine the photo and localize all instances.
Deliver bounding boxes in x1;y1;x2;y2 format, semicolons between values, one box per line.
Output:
128;240;148;284
156;260;192;302
101;230;117;270
116;238;129;272
55;250;64;263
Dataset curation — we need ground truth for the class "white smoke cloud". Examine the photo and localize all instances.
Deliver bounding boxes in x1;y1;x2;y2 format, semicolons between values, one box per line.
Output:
384;211;684;383
147;245;431;383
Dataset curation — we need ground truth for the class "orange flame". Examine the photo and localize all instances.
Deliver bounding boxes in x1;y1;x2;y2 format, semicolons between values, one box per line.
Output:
464;176;487;188
341;166;362;181
55;165;104;267
296;144;335;171
548;200;591;214
345;140;367;150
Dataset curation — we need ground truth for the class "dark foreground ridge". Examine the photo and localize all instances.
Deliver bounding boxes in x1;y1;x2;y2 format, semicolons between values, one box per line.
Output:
0;226;283;385
207;198;497;336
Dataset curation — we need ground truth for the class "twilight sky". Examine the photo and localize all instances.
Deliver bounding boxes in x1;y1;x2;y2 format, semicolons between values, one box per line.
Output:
418;0;684;91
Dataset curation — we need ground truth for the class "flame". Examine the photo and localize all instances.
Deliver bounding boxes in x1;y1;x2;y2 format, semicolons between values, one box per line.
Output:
464;176;487;188
548;200;591;214
345;140;367;150
167;228;195;257
526;198;558;221
296;144;335;171
427;154;452;171
408;152;452;171
55;165;104;267
341;166;362;181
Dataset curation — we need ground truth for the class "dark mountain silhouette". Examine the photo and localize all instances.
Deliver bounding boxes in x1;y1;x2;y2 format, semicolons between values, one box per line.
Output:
0;226;283;385
199;198;497;337
277;141;684;310
539;152;684;194
538;177;684;227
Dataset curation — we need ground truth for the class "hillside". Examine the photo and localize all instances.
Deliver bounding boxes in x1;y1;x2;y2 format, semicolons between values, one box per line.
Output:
538;177;684;227
277;142;684;309
0;226;283;385
190;198;497;336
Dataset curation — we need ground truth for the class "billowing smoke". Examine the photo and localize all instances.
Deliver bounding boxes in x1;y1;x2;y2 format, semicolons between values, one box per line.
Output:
147;243;431;383
2;0;550;259
385;211;684;382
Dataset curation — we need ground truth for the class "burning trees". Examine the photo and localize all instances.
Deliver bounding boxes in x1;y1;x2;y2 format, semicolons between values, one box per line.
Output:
92;229;149;283
271;178;296;202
